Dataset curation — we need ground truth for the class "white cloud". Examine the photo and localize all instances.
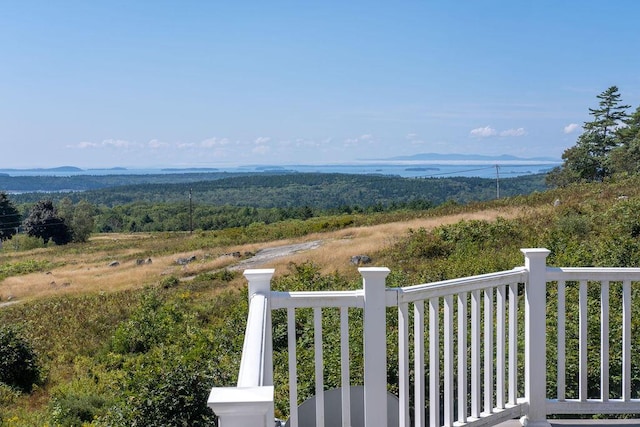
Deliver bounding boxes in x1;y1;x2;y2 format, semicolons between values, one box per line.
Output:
344;134;374;146
147;139;169;149
499;128;526;137
470;126;497;137
255;136;271;144
564;123;580;134
68;139;132;149
200;137;229;148
102;139;130;148
177;142;197;149
74;141;99;148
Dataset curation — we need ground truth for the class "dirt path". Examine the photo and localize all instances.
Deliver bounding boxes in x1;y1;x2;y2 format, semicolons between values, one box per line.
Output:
229;241;323;271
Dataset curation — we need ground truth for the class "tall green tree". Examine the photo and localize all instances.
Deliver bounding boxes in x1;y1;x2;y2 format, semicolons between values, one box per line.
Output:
0;192;21;244
70;200;95;242
57;197;95;242
549;86;630;185
610;106;640;175
23;200;72;245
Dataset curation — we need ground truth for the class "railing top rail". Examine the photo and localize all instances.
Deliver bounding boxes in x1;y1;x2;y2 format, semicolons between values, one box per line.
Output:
270;289;364;309
394;267;528;303
546;266;640;282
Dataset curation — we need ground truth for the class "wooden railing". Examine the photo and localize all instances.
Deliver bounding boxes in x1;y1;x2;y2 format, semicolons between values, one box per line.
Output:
208;249;640;427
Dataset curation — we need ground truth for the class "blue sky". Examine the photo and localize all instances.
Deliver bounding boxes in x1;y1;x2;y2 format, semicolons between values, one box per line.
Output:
1;1;639;168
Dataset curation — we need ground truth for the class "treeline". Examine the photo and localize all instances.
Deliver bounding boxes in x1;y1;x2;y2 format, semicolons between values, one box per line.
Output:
11;172;548;209
94;200;435;233
0;171;257;192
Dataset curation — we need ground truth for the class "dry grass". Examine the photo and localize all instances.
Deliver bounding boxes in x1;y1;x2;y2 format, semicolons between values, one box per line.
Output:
240;207;522;276
0;207;522;302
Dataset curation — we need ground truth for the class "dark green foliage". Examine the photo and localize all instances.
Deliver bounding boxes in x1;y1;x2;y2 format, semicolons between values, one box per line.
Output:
111;292;181;354
99;288;247;426
391;227;454;259
195;269;238;284
160;275;180;289
0;192;21;242
550;86;631;185
50;393;109;426
0;259;53;281
100;348;216;427
0;325;41;393
23;200;72;245
610;106;640;175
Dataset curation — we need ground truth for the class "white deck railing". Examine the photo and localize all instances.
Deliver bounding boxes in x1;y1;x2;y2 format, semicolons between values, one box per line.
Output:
208;249;640;427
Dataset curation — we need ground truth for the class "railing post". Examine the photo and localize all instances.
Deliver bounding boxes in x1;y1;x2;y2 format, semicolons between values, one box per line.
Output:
244;268;275;387
360;267;391;427
208;269;275;427
521;249;551;427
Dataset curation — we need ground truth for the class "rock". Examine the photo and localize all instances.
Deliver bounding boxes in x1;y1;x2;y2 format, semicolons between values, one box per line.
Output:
350;255;372;265
108;261;120;267
177;255;197;265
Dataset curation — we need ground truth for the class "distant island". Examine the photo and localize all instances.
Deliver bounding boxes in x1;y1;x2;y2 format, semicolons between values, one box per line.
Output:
161;168;219;172
0;166;84;173
383;153;560;162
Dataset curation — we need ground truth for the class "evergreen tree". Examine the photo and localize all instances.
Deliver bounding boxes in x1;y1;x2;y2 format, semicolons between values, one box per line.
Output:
549;86;630;185
23;200;72;245
0;192;21;243
610;106;640;175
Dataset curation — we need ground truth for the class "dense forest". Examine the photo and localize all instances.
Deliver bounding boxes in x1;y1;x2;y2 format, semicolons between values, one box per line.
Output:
0;171;255;192
3;173;547;235
10;172;546;208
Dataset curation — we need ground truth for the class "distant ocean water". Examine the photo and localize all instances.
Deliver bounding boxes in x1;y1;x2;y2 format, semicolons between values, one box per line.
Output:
0;161;560;179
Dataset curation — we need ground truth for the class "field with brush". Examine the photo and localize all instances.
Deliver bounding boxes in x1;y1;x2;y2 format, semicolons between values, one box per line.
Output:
3;177;640;425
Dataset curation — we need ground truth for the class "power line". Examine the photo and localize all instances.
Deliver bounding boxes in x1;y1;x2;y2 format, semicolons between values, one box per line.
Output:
420;166;496;178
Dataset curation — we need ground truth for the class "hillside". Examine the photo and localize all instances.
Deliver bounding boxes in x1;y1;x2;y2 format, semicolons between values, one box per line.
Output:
0;207;520;304
2;177;640;425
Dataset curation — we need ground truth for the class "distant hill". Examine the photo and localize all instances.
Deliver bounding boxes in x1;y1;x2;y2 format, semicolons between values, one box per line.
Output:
383;153;559;162
0;166;84;173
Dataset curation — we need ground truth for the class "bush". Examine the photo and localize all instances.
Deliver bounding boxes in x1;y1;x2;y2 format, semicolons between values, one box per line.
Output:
0;325;41;392
97;347;217;427
110;292;179;354
50;393;108;426
160;275;180;289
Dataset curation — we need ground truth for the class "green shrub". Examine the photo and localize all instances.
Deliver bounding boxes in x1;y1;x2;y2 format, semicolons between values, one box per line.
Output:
50;393;108;426
0;325;41;392
159;275;180;289
194;269;237;284
110;292;179;354
97;347;217;427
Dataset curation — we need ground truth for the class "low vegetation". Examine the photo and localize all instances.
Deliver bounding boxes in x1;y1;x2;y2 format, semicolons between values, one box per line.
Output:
1;174;640;424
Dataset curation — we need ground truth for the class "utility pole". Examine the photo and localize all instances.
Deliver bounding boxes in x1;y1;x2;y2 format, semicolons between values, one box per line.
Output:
189;188;193;234
495;164;500;199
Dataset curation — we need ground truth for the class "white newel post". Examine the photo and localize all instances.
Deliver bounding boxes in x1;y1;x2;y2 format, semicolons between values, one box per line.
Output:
360;267;391;427
243;268;275;387
521;249;551;427
208;269;275;427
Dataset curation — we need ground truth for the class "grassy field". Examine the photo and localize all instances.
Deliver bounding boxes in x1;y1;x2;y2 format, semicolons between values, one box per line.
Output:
1;207;522;304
